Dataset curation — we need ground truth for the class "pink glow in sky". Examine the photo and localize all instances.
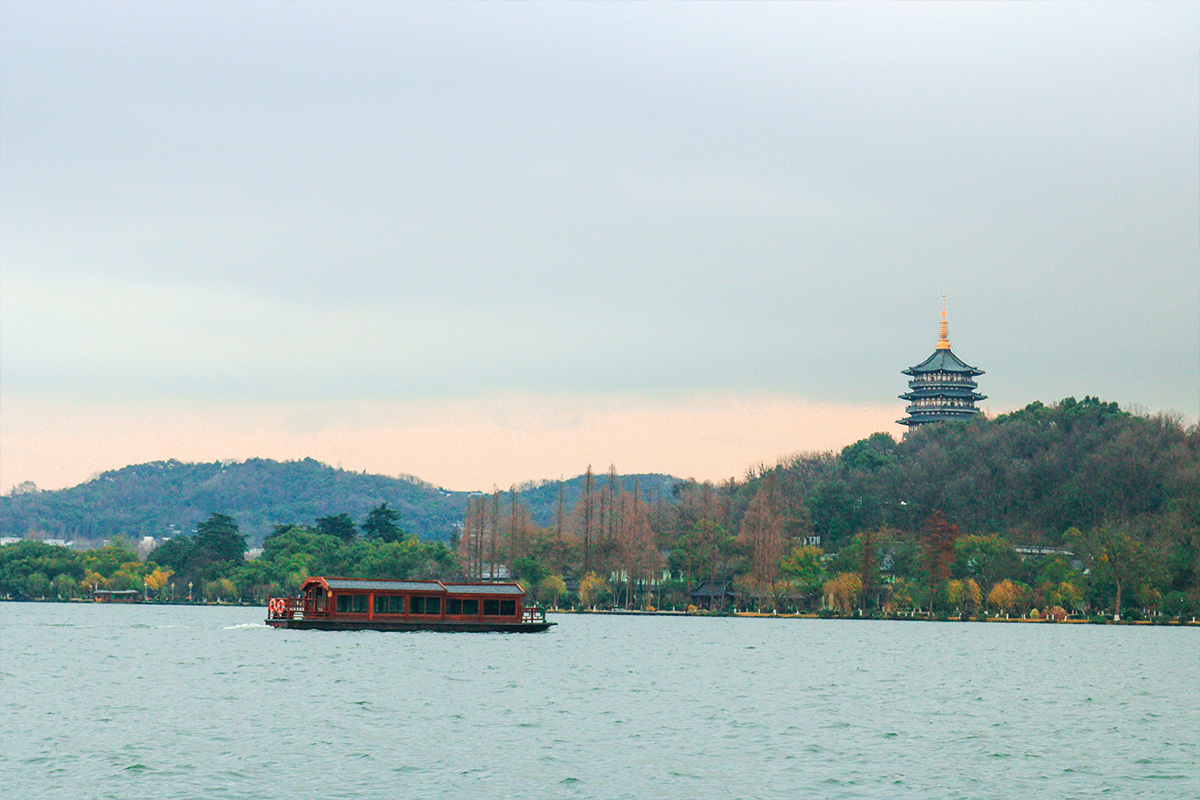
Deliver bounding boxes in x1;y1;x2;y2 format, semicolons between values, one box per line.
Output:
2;393;906;492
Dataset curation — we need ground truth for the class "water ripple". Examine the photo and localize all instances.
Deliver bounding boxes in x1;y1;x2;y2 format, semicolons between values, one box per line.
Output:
2;604;1198;799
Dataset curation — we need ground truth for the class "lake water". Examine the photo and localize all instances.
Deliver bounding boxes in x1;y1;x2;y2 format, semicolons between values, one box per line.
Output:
2;603;1197;799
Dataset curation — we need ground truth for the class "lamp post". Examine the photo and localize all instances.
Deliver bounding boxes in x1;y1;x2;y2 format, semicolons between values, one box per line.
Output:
188;581;193;603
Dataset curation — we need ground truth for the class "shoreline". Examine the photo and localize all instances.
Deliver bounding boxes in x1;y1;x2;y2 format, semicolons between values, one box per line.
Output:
552;608;1200;625
4;598;1197;625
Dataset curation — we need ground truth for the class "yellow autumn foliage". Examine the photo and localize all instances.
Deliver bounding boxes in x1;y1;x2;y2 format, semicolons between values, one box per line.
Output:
143;567;174;592
824;572;863;614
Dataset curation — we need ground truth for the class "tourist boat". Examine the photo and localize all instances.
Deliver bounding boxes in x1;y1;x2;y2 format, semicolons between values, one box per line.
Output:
265;577;554;632
91;589;142;603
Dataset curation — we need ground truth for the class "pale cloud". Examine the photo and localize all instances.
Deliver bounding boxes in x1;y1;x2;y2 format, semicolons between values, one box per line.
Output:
0;392;904;492
1;2;1196;492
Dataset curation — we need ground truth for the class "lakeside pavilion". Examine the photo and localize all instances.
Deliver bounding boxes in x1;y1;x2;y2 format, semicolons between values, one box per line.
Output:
899;298;986;428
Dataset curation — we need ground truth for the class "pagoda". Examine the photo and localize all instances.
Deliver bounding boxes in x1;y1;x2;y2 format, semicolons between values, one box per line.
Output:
898;299;986;427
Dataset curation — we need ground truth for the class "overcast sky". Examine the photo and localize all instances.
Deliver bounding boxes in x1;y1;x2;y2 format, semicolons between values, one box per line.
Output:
2;1;1197;492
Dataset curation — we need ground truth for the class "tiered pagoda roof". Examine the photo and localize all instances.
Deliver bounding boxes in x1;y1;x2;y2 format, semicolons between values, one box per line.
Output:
898;300;986;427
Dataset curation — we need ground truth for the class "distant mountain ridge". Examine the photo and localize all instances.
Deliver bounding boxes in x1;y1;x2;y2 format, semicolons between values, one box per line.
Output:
0;458;681;545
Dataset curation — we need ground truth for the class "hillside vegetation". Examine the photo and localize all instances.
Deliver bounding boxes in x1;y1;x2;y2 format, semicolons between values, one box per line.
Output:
762;396;1196;549
457;397;1199;617
2;397;1197;619
0;458;467;544
0;456;677;546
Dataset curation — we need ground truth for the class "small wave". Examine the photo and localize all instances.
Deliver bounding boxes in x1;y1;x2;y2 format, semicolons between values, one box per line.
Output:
224;622;268;630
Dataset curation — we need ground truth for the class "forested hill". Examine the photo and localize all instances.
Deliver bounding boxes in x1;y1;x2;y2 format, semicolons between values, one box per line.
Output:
513;471;680;527
2;397;1196;558
0;458;680;546
0;459;465;544
746;396;1199;550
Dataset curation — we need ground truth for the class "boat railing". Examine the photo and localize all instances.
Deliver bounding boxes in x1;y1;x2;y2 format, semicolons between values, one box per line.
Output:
267;597;330;620
522;606;546;624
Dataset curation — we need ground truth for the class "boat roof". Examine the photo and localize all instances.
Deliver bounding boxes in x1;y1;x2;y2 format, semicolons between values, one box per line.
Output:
325;578;445;592
303;577;524;596
443;583;525;595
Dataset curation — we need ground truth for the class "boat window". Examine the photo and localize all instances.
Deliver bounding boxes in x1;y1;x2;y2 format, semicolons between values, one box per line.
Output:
447;598;462;615
336;595;351;613
352;595;368;613
372;595;406;614
412;596;440;614
500;600;516;616
417;597;446;618
483;599;500;616
463;599;478;615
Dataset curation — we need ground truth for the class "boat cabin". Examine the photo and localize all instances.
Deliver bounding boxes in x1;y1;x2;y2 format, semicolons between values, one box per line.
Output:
92;589;141;603
271;577;532;626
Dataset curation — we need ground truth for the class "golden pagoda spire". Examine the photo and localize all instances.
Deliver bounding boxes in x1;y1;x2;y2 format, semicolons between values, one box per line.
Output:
936;294;951;350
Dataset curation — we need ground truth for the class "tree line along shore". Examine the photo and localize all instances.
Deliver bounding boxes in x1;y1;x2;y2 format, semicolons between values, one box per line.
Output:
1;397;1197;622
